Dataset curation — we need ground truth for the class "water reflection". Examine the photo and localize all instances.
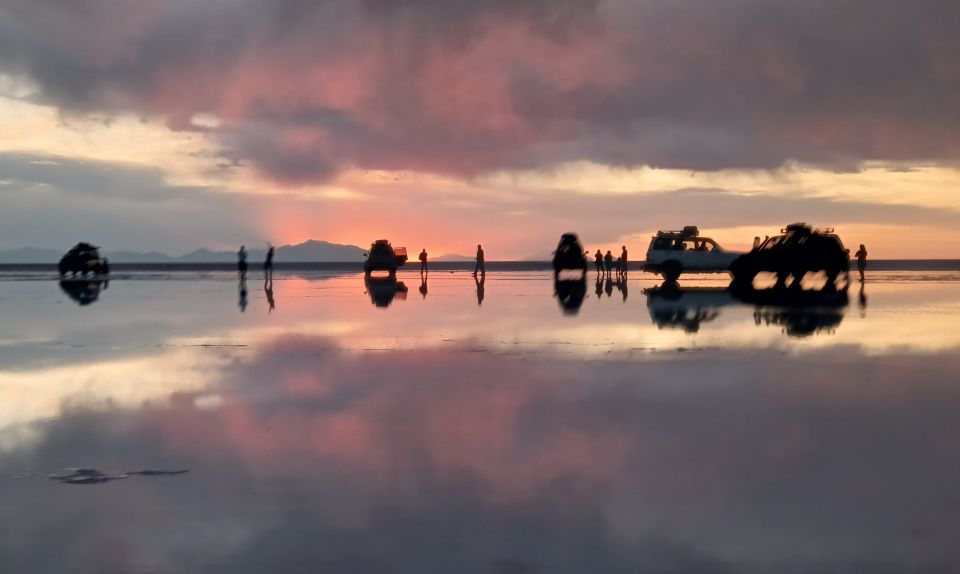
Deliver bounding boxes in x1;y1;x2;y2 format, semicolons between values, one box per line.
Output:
3;335;960;572
58;279;108;306
475;273;485;306
554;277;587;315
645;281;850;337
364;274;408;308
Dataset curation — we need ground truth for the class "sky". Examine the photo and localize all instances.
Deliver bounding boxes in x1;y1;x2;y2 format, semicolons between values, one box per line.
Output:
1;0;959;258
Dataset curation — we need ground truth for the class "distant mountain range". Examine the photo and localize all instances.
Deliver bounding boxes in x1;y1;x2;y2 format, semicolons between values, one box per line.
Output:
0;240;367;263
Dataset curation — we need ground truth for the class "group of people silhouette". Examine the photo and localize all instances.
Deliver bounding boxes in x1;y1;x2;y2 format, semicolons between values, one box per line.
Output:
593;246;629;277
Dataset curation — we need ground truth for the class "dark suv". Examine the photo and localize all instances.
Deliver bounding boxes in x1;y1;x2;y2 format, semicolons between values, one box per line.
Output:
59;243;109;276
552;233;587;275
364;240;408;276
731;223;849;287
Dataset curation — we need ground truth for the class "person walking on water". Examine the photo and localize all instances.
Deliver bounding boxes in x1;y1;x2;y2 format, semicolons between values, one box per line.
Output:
854;244;868;282
473;244;485;276
237;245;248;279
419;249;429;275
594;249;603;274
263;244;274;278
604;250;613;276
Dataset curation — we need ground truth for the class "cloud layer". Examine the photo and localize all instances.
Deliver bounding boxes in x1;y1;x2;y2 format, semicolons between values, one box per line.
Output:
3;0;959;182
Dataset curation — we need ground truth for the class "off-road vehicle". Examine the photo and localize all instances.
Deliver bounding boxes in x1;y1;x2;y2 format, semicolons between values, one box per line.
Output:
363;240;408;276
730;223;849;287
59;243;109;276
552;233;587;276
642;226;741;282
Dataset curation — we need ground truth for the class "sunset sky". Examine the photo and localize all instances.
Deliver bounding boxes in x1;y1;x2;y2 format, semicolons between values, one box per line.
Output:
1;0;959;259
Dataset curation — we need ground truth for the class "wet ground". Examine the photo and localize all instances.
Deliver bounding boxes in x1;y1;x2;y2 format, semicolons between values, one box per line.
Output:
1;270;959;573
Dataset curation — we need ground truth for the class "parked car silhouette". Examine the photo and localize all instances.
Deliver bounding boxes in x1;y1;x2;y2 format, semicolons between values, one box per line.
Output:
643;226;741;282
58;243;109;276
552;233;587;276
730;223;849;287
364;240;408;277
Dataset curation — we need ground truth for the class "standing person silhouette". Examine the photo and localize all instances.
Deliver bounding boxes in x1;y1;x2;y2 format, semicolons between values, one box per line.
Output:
620;245;628;275
263;244;274;278
604;250;613;276
594;250;603;275
854;244;868;282
237;245;248;279
419;249;429;275
473;244;485;276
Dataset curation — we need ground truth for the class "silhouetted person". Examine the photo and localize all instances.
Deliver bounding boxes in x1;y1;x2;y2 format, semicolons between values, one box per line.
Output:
237;245;248;279
264;276;275;313
102;258;110;275
419;275;428;299
238;277;248;313
604;250;613;276
419;249;429;275
620;246;628;275
752;236;761;250
855;244;868;282
264;244;274;278
594;249;603;274
473;244;485;276
475;272;485;306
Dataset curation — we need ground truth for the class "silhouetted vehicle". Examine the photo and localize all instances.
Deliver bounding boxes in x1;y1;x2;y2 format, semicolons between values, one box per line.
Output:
643;226;740;282
554;277;587;315
552;233;587;275
730;223;849;287
364;240;408;276
364;275;408;307
59;279;108;306
58;243;109;276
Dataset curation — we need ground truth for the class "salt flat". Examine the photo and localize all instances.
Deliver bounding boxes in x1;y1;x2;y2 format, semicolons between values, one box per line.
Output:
1;270;958;573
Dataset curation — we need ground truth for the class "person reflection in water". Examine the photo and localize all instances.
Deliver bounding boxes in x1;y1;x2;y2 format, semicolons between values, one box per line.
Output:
419;249;429;275
594;249;603;275
859;282;867;311
263;244;274;278
855;244;868;282
238;276;248;313
475;272;485;306
605;274;613;297
419;274;428;299
473;244;485;276
264;276;275;313
237;245;248;279
595;275;603;299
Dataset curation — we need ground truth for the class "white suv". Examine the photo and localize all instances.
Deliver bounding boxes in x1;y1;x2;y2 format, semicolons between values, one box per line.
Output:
642;226;741;281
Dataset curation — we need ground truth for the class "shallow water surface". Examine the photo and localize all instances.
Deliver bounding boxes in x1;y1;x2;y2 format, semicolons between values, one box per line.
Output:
1;270;959;573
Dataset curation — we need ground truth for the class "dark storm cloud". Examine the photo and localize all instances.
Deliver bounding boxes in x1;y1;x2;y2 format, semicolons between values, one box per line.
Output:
2;0;959;182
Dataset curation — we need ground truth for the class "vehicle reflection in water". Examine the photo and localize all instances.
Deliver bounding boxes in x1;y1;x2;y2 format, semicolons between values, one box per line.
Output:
644;281;850;337
554;276;587;315
58;279;109;306
364;274;408;308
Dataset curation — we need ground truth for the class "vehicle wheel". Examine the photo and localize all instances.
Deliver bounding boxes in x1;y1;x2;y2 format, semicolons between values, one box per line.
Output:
661;261;682;282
